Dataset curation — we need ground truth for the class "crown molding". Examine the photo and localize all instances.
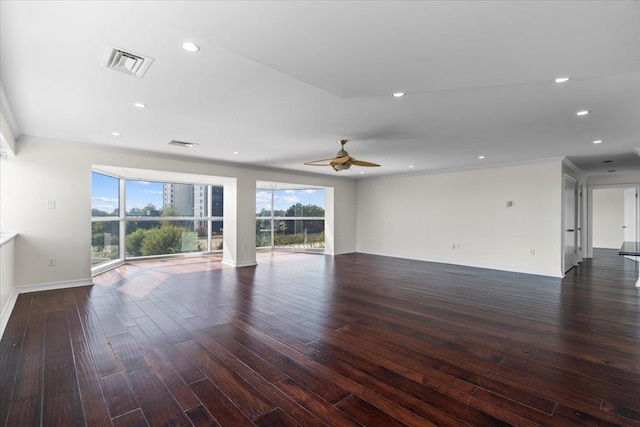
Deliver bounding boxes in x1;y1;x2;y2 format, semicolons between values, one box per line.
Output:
358;156;567;182
562;157;585;179
16;134;358;183
0;83;20;139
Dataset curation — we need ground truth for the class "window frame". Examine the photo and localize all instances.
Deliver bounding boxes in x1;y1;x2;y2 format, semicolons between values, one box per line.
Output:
91;171;224;275
255;188;325;251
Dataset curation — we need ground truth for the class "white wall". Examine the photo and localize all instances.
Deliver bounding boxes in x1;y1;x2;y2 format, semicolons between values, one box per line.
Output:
0;139;357;289
357;160;564;277
592;188;624;249
0;111;17;156
1;235;16;320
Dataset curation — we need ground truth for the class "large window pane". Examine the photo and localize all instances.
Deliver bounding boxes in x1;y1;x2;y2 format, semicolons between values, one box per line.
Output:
92;221;119;266
274;220;324;249
211;186;224;216
125;181;212;217
91;172;119;217
256;188;325;217
256;187;325;249
256;219;272;248
92;171;225;271
275;189;325;217
125;180;165;216
125;220;203;257
211;220;224;251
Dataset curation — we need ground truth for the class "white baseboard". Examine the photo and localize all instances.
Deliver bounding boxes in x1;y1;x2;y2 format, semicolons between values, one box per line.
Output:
222;259;258;268
357;250;564;278
0;290;19;340
0;278;93;339
327;248;357;256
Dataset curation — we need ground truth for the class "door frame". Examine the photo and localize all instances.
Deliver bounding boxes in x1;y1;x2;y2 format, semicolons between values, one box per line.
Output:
585;183;640;259
562;175;578;273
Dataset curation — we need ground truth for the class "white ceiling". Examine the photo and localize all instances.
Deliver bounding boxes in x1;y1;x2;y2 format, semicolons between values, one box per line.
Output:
1;1;639;178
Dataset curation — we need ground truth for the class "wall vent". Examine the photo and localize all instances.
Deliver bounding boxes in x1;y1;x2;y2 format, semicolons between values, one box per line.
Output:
169;140;198;148
101;45;154;78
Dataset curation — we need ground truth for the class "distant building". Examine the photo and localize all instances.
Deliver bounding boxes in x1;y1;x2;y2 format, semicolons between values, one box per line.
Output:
163;183;194;216
163;184;224;233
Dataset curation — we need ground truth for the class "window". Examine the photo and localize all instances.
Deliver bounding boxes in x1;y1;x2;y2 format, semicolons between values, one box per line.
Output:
256;188;325;249
91;171;224;273
91;172;120;267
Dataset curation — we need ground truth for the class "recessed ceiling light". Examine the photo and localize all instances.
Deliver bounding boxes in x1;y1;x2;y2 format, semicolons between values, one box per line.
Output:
554;77;570;83
409;165;414;168
134;102;146;108
393;92;405;98
576;110;590;116
168;140;198;148
232;151;239;154
360;171;364;174
111;132;121;136
181;42;200;52
478;155;485;159
593;140;603;144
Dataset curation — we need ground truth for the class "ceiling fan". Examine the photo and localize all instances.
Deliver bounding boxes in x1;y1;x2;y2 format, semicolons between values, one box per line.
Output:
304;139;380;171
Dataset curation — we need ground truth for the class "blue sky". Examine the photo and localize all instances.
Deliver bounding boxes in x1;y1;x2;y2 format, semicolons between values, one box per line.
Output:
125;180;164;212
255;189;325;214
91;173;163;213
91;172;119;213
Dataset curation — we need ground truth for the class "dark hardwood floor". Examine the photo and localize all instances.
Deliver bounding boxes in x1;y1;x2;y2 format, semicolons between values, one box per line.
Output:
1;249;639;426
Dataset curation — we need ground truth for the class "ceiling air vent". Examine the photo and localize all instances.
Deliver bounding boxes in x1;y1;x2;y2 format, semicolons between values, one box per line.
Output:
101;45;154;78
169;140;198;148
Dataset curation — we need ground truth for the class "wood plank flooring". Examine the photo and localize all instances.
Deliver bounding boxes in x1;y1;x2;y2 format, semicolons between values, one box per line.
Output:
1;249;639;426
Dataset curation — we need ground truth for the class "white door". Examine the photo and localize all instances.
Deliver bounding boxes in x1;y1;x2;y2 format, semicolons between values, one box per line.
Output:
623;187;638;262
577;183;583;262
564;177;577;272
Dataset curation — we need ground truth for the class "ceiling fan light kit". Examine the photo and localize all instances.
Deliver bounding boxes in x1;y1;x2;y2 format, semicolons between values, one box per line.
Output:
304;139;380;172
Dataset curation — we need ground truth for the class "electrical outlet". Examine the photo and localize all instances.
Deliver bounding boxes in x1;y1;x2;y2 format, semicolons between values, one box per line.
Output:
47;257;56;266
46;200;56;209
529;249;536;256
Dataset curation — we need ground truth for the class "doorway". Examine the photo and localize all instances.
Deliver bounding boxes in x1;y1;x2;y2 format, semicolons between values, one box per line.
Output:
623;187;638;261
563;176;578;272
588;185;640;261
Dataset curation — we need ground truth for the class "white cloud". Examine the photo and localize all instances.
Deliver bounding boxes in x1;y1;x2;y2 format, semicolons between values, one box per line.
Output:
255;191;272;212
136;181;151;185
141;189;163;194
278;195;300;205
92;196;118;204
92;204;116;211
284;190;296;194
304;189;316;194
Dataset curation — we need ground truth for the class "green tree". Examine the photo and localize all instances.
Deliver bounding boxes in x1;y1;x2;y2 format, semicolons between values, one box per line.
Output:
285;203;324;217
161;205;180;217
92;208;113;217
126;228;146;256
141;203;159;216
140;225;183;256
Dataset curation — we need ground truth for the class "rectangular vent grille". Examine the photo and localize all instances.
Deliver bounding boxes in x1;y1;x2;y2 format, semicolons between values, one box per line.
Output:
101;45;154;78
169;140;198;148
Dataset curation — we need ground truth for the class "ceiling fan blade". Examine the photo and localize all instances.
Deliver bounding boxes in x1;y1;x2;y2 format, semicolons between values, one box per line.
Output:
304;139;382;170
304;158;337;166
351;159;380;167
